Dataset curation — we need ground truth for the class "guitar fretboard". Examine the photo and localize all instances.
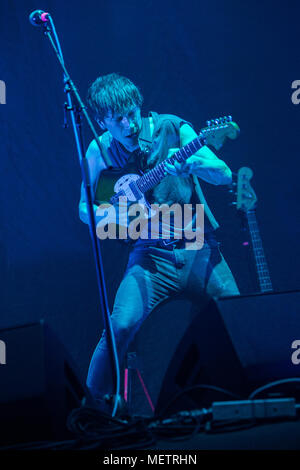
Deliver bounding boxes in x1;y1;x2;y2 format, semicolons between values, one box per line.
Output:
247;210;273;293
136;136;206;194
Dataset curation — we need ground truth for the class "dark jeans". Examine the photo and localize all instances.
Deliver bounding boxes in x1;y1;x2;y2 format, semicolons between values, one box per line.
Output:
86;239;240;400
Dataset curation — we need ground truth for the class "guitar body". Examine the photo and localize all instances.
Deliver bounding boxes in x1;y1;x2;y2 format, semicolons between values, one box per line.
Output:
95;167;154;230
95;167;138;204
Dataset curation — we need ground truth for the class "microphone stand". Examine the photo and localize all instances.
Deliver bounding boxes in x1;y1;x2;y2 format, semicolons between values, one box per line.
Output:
36;17;120;417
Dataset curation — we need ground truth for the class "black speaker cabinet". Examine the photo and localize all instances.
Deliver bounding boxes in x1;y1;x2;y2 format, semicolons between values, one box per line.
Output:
0;321;93;446
131;290;300;416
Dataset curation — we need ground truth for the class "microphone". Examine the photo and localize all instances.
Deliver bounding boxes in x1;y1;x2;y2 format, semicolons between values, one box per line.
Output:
29;10;50;27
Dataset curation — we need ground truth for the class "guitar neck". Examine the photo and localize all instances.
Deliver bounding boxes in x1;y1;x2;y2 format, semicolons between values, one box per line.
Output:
246;210;273;293
136;135;206;194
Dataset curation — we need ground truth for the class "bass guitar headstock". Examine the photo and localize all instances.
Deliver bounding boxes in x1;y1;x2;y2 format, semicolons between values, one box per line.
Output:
236;166;257;212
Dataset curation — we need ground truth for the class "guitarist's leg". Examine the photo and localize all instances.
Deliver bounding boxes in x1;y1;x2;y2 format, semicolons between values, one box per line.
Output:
206;250;240;298
86;247;181;404
178;238;240;303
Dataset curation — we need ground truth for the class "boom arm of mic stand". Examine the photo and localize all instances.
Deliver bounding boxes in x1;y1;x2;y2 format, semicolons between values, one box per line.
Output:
41;22;120;417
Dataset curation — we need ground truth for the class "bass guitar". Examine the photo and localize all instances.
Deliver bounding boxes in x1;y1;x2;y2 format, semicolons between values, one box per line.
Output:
236;166;273;293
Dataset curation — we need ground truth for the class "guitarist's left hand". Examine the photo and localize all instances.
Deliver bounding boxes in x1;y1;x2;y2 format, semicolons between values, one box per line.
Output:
165;144;232;185
164;148;192;177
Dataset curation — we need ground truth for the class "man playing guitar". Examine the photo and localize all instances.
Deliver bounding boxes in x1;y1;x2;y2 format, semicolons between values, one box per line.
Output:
79;73;240;413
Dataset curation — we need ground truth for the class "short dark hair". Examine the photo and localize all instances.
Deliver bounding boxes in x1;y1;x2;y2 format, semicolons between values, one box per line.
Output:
86;73;143;121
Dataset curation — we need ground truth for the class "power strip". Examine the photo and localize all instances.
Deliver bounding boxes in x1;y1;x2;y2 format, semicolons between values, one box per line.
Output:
212;398;297;422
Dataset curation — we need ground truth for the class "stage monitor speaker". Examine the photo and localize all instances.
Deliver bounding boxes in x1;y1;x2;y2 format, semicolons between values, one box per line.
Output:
154;290;300;415
0;320;93;446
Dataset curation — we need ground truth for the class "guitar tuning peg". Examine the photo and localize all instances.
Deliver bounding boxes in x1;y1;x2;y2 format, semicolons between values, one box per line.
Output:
214;119;219;125
230;202;237;206
206;120;211;127
228;115;232;121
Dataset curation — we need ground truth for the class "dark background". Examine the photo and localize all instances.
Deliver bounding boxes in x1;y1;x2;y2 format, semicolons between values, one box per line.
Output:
0;0;299;383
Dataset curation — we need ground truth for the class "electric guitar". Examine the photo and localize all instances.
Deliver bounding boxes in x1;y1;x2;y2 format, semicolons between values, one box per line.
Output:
94;116;240;233
236;167;273;293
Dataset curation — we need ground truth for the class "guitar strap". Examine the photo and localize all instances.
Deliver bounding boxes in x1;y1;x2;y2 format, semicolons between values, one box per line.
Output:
138;111;158;152
133;111;158;173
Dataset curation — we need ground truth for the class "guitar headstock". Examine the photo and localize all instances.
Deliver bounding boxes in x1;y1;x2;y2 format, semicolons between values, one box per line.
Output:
236;166;257;212
200;116;240;150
